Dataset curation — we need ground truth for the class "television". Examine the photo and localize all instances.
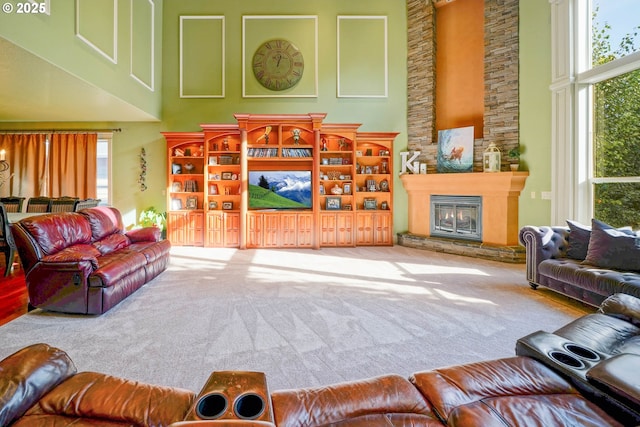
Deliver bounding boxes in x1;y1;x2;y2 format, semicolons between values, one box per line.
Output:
248;171;312;209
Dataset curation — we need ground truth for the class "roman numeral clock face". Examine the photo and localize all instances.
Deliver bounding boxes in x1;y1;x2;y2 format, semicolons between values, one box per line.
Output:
252;39;304;91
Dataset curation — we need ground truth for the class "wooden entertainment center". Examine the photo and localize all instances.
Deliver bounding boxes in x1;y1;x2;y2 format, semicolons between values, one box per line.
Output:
163;113;398;249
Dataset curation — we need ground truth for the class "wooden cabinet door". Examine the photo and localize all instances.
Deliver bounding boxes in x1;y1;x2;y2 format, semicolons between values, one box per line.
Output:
297;213;313;247
262;214;280;248
336;212;355;246
247;213;263;248
188;212;204;246
280;213;299;247
373;212;392;245
356;212;375;245
225;213;241;247
168;212;187;245
206;213;224;247
320;213;337;246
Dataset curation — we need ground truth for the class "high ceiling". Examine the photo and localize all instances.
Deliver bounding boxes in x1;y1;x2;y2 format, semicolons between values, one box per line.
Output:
0;37;157;123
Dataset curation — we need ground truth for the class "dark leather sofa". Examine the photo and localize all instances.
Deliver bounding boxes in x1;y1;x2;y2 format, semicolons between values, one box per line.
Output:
519;224;640;306
1;293;638;426
11;206;170;315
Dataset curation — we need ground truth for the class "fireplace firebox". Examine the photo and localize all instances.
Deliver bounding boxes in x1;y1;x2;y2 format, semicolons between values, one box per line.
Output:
430;195;482;241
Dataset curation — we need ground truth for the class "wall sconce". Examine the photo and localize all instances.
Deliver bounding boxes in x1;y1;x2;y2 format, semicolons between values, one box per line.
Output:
483;142;501;172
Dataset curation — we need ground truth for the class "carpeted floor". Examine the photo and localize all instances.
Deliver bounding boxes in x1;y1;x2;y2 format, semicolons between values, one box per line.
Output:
0;245;592;393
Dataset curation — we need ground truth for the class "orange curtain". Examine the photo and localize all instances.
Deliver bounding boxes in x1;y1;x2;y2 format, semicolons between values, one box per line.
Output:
48;133;97;198
0;134;47;197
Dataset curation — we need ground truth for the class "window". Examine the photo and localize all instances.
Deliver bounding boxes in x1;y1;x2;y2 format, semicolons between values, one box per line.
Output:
96;133;111;205
552;0;640;227
582;1;640;227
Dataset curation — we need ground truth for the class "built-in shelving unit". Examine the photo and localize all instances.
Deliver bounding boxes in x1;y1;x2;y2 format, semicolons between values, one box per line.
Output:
163;114;397;249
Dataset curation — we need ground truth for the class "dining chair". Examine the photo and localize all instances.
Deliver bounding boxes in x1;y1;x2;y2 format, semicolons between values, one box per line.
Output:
26;197;52;213
50;197;79;213
0;203;17;276
0;197;25;213
74;198;101;211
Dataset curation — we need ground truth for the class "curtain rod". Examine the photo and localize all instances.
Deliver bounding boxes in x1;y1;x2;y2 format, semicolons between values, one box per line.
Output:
0;128;122;134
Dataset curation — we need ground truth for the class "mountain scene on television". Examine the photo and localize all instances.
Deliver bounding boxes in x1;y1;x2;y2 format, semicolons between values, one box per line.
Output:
248;171;312;208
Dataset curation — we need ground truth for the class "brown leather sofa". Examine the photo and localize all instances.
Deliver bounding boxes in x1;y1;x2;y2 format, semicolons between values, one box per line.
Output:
1;293;638;427
11;206;171;315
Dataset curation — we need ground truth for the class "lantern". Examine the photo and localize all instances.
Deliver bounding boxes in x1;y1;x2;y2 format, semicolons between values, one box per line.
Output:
483;142;501;172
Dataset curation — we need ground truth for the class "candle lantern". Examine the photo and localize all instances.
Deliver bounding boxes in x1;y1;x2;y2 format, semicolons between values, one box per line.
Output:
483;142;501;172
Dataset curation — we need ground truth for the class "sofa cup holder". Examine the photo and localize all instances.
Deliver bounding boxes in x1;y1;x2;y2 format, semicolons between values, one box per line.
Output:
234;392;266;420
548;350;586;369
564;343;600;361
195;392;228;420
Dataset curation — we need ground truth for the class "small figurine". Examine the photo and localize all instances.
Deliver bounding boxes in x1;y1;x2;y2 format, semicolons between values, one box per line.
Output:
321;137;328;151
223;138;229;151
256;126;272;145
292;128;301;144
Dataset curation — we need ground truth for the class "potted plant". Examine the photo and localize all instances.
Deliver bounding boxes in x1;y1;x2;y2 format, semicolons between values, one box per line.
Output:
507;147;520;171
138;206;167;239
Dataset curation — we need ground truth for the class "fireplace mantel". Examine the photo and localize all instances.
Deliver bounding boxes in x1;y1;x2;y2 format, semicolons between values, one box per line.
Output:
400;172;528;246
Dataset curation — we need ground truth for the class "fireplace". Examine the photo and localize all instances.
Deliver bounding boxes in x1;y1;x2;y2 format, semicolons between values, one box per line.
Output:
431;195;482;241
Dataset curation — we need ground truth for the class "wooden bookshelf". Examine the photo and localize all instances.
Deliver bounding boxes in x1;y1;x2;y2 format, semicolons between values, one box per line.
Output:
163;114;397;249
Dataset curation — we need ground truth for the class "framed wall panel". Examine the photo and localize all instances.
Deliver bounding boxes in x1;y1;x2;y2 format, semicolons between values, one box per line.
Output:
130;0;155;91
180;16;225;98
242;15;318;98
75;0;117;64
337;16;388;98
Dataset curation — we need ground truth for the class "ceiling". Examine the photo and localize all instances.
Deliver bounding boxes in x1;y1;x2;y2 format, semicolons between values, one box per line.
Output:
0;37;158;123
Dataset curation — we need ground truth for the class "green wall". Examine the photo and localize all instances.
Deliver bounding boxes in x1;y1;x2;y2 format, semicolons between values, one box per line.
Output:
161;0;409;233
0;0;164;119
518;1;553;226
0;0;555;233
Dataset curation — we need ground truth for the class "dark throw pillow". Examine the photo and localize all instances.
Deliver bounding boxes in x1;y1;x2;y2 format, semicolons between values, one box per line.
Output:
566;220;592;260
583;219;640;271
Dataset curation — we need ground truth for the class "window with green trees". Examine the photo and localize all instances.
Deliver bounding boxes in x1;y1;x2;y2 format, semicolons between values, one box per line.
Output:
589;3;640;227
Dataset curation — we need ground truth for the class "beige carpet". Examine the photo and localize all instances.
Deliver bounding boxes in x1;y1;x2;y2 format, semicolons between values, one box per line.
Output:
0;245;592;393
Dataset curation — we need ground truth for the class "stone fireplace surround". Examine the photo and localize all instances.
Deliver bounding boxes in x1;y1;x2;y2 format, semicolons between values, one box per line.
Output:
398;172;528;263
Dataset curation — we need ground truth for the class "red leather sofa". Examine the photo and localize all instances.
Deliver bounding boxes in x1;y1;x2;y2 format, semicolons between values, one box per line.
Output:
11;206;170;314
1;293;638;426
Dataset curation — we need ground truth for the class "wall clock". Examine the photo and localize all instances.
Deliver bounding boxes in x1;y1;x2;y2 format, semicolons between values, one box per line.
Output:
252;39;304;91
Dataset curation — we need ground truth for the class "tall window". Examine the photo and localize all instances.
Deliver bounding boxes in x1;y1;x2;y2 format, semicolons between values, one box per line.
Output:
96;133;111;205
576;0;640;227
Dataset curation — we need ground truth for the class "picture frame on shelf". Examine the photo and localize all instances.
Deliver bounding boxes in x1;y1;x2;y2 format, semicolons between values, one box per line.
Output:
342;183;351;195
209;201;218;209
208;156;218;165
185;196;198;210
363;198;377;210
222;201;233;210
171;198;183;210
209;184;218;195
326;196;341;210
343;204;352;211
319;184;325;195
171;181;183;192
355;150;363;157
222;171;233;180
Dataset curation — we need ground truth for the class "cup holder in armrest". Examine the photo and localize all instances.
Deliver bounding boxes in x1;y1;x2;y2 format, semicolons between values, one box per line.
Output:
196;393;229;420
234;393;266;420
564;343;600;362
548;350;586;369
186;371;273;423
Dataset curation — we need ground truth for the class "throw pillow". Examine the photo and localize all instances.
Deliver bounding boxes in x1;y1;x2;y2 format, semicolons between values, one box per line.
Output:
583;219;640;271
566;220;592;260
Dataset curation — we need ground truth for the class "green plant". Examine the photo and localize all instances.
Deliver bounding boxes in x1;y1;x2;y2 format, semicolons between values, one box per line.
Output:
138;206;166;231
507;147;520;161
